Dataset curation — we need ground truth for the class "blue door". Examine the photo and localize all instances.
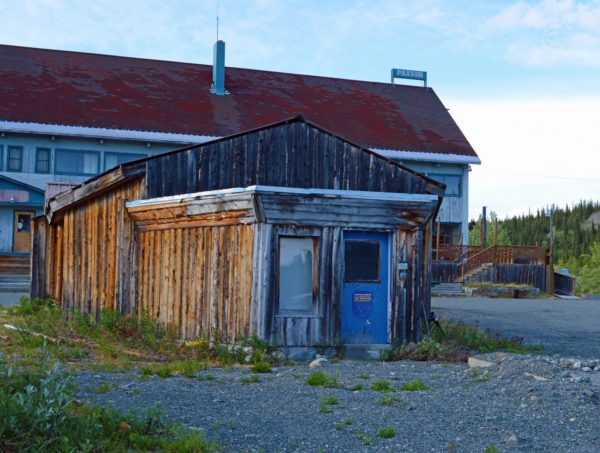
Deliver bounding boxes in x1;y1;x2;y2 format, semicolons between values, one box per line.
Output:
341;231;389;344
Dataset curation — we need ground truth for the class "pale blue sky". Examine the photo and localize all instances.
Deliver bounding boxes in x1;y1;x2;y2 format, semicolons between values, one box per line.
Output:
2;0;599;219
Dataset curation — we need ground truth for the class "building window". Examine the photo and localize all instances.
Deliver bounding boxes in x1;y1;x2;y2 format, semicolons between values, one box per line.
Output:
429;174;461;196
7;146;23;172
344;240;380;282
35;148;51;173
433;222;461;246
104;152;147;171
55;149;100;175
0;145;3;171
278;237;316;314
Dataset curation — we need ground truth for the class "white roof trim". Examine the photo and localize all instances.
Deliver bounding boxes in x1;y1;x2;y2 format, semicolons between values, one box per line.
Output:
126;185;439;208
0;120;218;144
0;120;480;164
371;148;481;165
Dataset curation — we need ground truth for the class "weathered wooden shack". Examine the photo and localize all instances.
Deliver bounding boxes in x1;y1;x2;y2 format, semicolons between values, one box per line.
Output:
31;117;444;349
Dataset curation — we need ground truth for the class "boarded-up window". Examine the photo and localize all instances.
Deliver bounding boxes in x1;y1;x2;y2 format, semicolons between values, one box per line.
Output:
279;237;315;313
344;240;380;282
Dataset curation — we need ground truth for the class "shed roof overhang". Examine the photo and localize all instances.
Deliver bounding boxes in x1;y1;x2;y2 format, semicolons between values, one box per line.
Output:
125;185;440;231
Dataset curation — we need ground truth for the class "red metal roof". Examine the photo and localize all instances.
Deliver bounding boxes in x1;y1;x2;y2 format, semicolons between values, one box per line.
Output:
0;44;477;157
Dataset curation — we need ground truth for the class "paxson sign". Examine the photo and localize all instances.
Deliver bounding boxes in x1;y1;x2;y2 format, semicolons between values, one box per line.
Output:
391;68;427;88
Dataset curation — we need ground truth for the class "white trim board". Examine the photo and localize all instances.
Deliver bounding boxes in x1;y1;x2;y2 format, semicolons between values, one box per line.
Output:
125;185;440;208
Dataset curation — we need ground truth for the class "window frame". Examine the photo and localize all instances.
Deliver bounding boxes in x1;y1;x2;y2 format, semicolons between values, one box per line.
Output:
276;235;319;317
343;239;381;283
7;146;23;172
104;151;148;171
54;148;101;176
428;173;462;197
35;147;51;174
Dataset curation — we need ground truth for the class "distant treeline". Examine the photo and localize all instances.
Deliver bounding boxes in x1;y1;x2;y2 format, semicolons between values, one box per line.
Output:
469;200;600;263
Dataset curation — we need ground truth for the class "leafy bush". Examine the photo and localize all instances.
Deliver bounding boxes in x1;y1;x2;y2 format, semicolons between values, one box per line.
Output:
0;344;218;451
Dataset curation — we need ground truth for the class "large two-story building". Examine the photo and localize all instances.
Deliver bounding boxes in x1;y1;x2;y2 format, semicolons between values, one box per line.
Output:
0;43;479;254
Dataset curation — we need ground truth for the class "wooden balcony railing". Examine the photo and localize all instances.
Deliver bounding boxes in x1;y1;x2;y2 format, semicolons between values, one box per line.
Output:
433;244;481;262
458;245;544;282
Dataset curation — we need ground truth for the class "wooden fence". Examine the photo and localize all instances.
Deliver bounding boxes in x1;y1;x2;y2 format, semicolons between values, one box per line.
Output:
495;264;546;291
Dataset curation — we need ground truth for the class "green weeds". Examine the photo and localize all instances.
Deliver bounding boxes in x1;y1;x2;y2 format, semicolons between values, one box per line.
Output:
371;380;394;392
377;426;396;439
306;371;341;388
400;379;429;391
240;374;259;385
0;343;218;452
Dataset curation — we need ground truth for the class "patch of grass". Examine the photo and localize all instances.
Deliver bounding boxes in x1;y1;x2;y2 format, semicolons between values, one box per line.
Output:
86;381;113;394
379;394;399;406
468;368;490;382
355;429;373;446
320;395;339;413
377;426;396;439
240;374;259;385
381;319;543;364
484;444;499;453
154;363;171;379
358;374;370;380
251;361;271;373
306;371;341;388
333;418;353;431
350;383;363;391
400;379;429;391
371;379;394;392
0;298;282;376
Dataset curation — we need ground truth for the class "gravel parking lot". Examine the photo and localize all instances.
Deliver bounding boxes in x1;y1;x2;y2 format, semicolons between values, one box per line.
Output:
77;353;600;452
432;297;600;358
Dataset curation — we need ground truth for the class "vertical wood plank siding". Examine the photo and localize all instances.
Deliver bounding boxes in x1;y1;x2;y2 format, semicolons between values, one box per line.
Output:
146;122;429;199
136;224;254;341
32;179;143;320
32;120;440;345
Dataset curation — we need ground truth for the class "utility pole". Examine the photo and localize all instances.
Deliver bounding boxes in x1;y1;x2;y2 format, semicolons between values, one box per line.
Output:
481;206;487;251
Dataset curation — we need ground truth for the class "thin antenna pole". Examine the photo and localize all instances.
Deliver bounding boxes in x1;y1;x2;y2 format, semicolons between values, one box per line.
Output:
217;0;219;41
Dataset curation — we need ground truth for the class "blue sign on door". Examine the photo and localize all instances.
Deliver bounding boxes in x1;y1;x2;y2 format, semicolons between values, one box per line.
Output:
341;231;389;344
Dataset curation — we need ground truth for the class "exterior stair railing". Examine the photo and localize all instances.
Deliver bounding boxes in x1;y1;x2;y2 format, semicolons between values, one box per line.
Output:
458;245;543;282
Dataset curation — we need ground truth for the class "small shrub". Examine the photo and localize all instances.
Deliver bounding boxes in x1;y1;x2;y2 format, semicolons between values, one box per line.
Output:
377;426;396;439
251;361;271;373
400;379;429;391
484;444;499;453
306;371;340;388
371;380;394;392
350;383;363;391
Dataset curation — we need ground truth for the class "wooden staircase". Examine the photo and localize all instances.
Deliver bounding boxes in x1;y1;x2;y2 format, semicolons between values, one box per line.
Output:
0;254;31;293
461;262;493;284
